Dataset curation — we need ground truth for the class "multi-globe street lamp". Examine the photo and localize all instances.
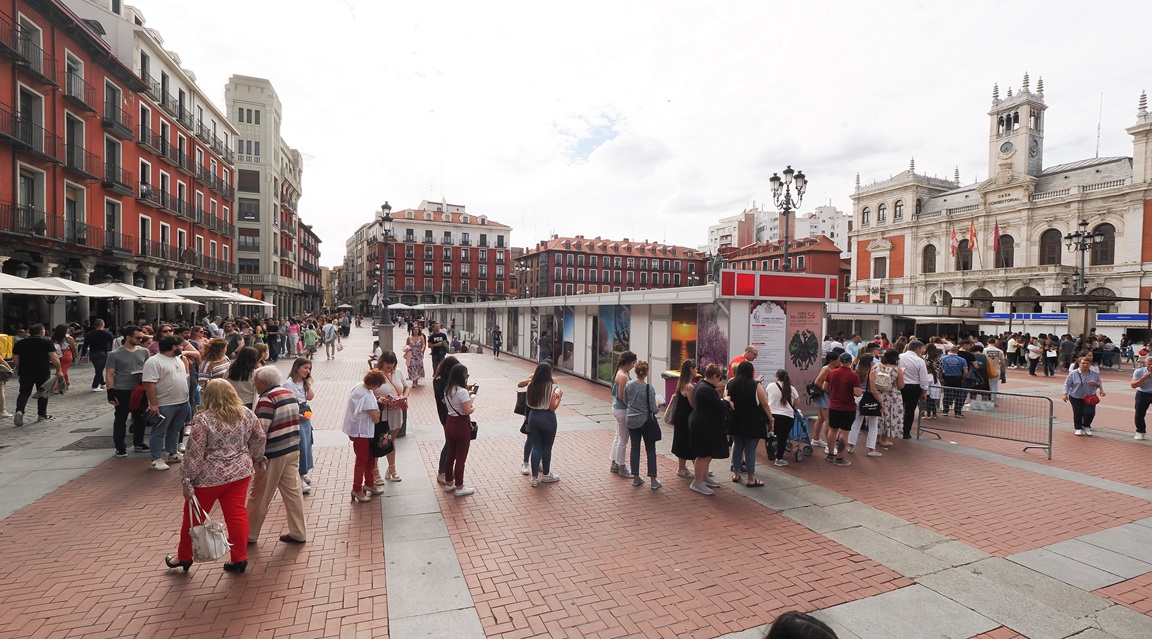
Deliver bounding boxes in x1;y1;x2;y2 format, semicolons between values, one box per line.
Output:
768;165;807;272
1063;219;1102;296
376;202;394;346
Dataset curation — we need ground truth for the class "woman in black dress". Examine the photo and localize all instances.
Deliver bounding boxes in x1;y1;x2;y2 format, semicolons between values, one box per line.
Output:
670;359;697;479
688;364;731;496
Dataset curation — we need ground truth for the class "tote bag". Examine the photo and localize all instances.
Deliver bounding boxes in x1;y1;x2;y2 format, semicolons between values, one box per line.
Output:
187;494;231;563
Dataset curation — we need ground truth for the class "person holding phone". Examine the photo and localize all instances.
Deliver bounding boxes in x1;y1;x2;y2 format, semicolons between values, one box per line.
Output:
524;362;563;487
142;335;191;471
283;358;316;493
1131;355;1152;441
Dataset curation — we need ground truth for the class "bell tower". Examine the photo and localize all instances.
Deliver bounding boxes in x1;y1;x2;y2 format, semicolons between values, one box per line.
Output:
988;72;1047;179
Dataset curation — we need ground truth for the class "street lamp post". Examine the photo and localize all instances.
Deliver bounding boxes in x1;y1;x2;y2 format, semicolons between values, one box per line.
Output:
376;202;394;347
1064;218;1103;341
768;166;807;272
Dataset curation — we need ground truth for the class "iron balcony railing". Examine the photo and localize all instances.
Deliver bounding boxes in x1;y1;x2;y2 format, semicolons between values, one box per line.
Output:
0;107;62;162
104;230;133;253
101;102;134;140
102;164;134;194
138;124;163;154
64;72;96;111
137;182;161;207
64;144;99;179
17;33;57;86
0;18;20;59
0;203;104;250
143;75;161;102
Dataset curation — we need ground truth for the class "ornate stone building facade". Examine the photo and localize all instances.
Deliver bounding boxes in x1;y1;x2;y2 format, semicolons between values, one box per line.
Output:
850;74;1152;316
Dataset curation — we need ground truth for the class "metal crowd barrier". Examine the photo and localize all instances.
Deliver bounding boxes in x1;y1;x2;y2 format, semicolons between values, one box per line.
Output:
917;388;1054;459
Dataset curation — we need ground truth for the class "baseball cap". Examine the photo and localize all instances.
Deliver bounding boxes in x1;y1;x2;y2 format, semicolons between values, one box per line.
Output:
838;352;853;363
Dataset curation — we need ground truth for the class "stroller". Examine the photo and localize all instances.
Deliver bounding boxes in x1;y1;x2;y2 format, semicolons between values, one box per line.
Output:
782;409;814;462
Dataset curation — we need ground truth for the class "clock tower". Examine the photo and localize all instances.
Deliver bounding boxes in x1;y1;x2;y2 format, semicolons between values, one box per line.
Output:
988;72;1046;180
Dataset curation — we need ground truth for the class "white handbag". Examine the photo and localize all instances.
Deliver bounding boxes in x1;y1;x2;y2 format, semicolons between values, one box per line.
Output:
187;494;231;563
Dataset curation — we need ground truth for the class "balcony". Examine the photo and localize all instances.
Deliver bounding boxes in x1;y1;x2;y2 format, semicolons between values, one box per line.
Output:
0;203;106;250
459;239;471;246
63;145;99;180
422;236;435;244
102;165;134;196
160;92;179;118
103;230;134;256
63;72;97;112
218;183;235;201
101;102;134;140
138;124;163;154
196;121;212;144
0;19;20;60
441;237;454;245
168;146;194;176
138;238;175;263
142;75;160;102
478;239;489;247
16;36;57;86
178;107;194;132
0;108;62;163
194;164;214;187
136;183;161;208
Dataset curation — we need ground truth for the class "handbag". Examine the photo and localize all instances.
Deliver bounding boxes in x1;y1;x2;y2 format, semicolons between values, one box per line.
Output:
859;390;882;416
187;494;231;563
370;421;395;457
644;384;662;441
514;391;528;416
805;381;825;400
470;420;479;440
662;390;679;425
1078;372;1102;406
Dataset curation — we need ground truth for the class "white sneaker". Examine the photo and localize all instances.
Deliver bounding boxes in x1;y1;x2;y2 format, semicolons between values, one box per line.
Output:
703;477;721;487
178;442;186;453
454;486;475;497
301;483;312;494
1084;427;1093;436
0;411;11;418
774;459;789;467
1074;429;1084;436
151;459;169;471
443;484;456;492
1136;433;1147;441
689;482;715;495
867;451;884;457
91;387;102;393
520;463;530;476
540;473;560;483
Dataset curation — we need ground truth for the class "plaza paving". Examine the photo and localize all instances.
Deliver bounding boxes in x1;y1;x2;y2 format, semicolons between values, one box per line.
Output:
0;328;1151;638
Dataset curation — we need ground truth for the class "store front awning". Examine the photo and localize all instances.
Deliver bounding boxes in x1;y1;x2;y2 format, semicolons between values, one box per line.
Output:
829;314;883;321
1095;320;1149;328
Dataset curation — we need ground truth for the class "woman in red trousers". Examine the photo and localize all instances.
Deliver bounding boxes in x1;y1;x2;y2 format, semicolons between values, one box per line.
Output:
342;369;386;503
165;379;266;574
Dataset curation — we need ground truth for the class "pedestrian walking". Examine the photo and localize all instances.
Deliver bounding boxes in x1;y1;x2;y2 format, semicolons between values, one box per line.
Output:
11;324;62;427
624;361;660;489
404;326;426;386
226;347;260;409
51;324;76;393
266;319;281;362
106;326;150;457
248;366;307;545
670;359;697;479
322;319;340;360
428;322;449;375
491;325;503;359
609;351;639;477
143;335;191;470
283;358;316;494
164;380;266;575
1063;356;1104;436
301;323;320;360
726;361;770;484
688;364;731;495
285;318;300;357
442;364;477;497
525;362;564;487
83;319;114;392
1131;355;1152;441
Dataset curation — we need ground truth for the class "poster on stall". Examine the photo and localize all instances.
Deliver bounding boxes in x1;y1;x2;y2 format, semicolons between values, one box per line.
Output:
558;307;576;370
785;301;824;409
530;307;539;361
697;302;728;372
597;305;631;382
669;304;698;371
750;300;787;377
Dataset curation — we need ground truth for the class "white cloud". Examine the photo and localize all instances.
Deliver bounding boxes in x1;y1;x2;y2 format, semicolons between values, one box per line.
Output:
133;0;1150;265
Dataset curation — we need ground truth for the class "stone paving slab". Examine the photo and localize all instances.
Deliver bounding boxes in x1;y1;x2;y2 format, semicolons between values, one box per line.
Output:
1079;525;1152;563
1008;548;1128;591
1046;539;1152;580
824;527;951;578
819;584;999;639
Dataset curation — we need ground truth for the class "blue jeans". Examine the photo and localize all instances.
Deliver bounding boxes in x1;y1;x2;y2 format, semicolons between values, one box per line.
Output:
730;436;759;477
298;416;314;476
527;409;558;478
151;402;191;460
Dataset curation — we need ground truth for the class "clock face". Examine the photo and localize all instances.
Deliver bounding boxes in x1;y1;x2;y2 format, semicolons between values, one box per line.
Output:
1000;141;1014;154
1029;139;1039;157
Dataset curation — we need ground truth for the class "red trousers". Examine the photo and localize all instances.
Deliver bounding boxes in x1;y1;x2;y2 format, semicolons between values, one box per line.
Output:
351;437;375;491
177;477;251;564
444;415;472;487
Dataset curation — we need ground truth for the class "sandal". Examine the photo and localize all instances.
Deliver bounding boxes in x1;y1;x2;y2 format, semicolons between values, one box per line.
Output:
731;473;742;483
746;479;765;488
385;466;402;482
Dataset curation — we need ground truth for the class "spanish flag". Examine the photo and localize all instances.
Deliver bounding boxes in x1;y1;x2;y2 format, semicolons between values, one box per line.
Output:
969;219;978;252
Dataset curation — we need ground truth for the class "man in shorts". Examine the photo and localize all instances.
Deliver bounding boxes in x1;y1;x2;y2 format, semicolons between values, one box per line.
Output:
823;352;860;467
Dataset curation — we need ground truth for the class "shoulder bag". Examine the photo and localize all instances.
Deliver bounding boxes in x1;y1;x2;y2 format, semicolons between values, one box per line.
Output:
187;494;231;563
448;390;480;440
662;389;679;425
514;390;528;416
1079;372;1102;406
370;420;395;457
644;383;662;441
859;390;882;416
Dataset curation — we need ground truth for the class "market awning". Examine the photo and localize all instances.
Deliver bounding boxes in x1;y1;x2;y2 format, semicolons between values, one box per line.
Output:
1095;320;1149;328
899;316;969;324
828;314;883;321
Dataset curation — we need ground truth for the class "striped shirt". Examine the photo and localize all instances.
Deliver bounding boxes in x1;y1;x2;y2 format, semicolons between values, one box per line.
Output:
255;386;301;459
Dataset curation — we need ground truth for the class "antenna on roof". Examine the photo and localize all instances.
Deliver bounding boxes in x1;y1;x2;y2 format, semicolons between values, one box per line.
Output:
1095;93;1103;158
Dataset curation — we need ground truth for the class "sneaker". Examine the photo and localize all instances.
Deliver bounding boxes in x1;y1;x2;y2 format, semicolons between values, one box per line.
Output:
36;414;53;423
436;473;447;485
91;387;102;393
12;411;23;427
610;462;620;474
0;411;10;418
301;477;311;488
632;477;645;487
774;459;789;467
954;413;964;418
115;449;128;458
689;482;715;495
703;477;721;487
649;479;662;490
178;442;186;453
676;468;693;478
443;484;456;492
867;451;884;457
1136;433;1147;441
825;453;836;462
618;469;635;479
151;459;169;471
942;411;949;417
167;453;182;463
1084;427;1093;436
133;444;150;452
301;483;312;494
810;439;826;447
1074;429;1084;436
540;473;560;483
531;477;540;487
833;458;852;467
454;486;475;497
99;385;106;392
520;463;530;476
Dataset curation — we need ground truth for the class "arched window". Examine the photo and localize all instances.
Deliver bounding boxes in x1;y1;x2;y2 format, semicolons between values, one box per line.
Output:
1088;287;1119;313
861;207;871;226
955;239;972;271
995;235;1015;268
893;200;904;221
1091;223;1115;265
877;203;887;223
922;245;937;273
1039;229;1062;265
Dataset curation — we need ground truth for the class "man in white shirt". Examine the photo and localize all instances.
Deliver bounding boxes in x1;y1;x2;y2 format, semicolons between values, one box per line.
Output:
142;335;191;470
845;335;863;359
898;341;930;439
1006;336;1019;368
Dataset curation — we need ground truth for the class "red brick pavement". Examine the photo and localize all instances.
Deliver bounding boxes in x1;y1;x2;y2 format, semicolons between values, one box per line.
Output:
420;431;913;639
969;628;1028;639
1094;572;1152;617
0;440;387;638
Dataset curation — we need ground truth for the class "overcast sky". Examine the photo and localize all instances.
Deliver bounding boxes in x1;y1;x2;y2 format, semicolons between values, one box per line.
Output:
134;0;1148;267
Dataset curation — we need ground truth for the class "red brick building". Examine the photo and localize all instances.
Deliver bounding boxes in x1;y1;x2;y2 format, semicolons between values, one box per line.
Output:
719;235;851;301
516;235;708;298
0;0;236;328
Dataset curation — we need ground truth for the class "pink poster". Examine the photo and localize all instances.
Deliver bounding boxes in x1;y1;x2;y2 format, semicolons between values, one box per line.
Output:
785;302;823;410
